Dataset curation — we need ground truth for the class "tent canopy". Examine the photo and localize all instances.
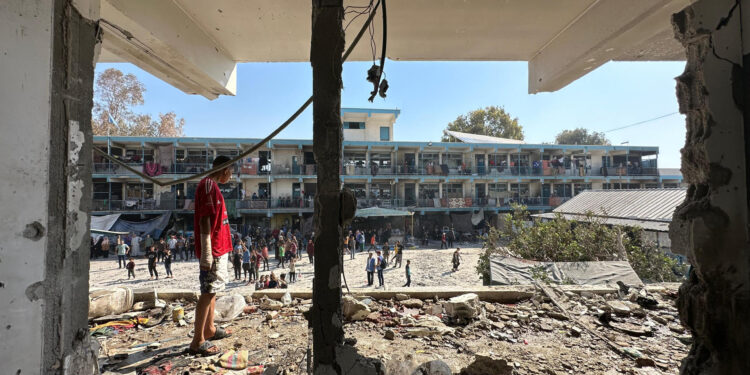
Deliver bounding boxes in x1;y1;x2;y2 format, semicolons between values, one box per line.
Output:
355;207;413;218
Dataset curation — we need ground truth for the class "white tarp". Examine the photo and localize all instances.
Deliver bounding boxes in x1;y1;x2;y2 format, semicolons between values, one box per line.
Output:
471;209;484;226
90;214;121;233
489;256;643;287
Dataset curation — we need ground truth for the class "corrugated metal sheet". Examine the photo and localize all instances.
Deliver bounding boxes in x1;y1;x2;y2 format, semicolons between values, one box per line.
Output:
533;212;671;232
444;130;526;144
552;189;687;222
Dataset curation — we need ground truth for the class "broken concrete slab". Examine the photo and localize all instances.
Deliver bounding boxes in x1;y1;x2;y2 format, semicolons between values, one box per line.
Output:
343;295;370;321
443;293;480;320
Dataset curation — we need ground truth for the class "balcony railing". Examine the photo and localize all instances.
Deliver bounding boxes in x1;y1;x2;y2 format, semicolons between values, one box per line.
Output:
91;195;571;213
94;158;658;178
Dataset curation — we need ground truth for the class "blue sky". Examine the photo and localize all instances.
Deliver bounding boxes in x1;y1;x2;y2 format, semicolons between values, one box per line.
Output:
96;60;686;168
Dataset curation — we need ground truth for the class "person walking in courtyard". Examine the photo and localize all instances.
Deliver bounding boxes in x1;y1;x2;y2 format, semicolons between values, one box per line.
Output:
289;257;297;283
307;238;314;264
242;245;251;282
376;250;386;288
189;155;234;356
403;260;412;287
116;236;130;269
278;241;286;268
262;242;270;270
164;249;174;278
448;227;455;248
368;233;377;251
232;244;243;280
392;240;403;268
382;241;391;264
452;248;462;272
126;257;136;279
143;234;154;254
366;252;375;286
440;231;448;249
147;245;158;280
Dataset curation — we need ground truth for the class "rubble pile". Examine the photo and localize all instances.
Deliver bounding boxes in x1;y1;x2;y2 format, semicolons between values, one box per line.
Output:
90;284;689;374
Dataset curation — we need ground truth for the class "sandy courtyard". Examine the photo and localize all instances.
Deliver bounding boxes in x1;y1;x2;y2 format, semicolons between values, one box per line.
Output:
89;245;483;292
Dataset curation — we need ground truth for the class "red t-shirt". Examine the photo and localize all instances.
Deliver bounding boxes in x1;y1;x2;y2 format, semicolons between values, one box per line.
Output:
194;177;232;259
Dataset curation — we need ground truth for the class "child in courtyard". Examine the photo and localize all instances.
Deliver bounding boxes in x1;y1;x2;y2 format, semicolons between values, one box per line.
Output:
289;258;297;283
403;259;411;287
163;249;173;278
126;257;136;279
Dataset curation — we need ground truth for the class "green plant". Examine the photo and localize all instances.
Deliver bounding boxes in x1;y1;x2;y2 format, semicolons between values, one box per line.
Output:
530;265;552;284
477;206;686;283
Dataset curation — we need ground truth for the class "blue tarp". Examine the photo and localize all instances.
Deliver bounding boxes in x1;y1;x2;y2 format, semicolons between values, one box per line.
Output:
110;213;172;239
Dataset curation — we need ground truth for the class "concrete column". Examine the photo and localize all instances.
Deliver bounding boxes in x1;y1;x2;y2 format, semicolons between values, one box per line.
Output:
670;1;750;373
0;0;99;373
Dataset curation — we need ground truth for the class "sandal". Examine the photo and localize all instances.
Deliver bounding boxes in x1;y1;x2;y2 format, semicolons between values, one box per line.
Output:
187;340;220;357
208;327;232;340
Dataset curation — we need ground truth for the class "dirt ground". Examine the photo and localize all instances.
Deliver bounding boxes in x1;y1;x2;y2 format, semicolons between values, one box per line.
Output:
91;244;689;374
93;283;689;374
89;245;483;292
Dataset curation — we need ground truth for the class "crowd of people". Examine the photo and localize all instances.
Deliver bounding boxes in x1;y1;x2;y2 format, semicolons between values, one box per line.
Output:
95;226;467;288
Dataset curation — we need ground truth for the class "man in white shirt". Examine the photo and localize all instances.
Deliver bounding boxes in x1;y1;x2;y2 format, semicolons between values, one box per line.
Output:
168;235;178;261
131;233;141;256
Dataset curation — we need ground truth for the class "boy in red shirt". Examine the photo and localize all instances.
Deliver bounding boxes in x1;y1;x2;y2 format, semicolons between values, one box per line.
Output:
189;156;234;356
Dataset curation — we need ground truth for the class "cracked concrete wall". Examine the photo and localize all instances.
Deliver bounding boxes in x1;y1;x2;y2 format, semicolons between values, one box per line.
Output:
670;0;750;373
0;0;98;373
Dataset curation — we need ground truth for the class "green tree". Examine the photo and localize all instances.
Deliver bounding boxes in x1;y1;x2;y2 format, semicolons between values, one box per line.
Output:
442;106;524;142
92;68;185;137
554;128;610;145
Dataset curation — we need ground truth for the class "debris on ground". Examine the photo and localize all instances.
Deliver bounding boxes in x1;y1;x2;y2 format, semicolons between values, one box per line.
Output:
92;283;689;374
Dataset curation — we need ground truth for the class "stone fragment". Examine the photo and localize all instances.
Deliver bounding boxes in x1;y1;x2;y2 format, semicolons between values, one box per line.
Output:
676;334;693;345
569;326;582;337
384;329;395;340
606;301;631;316
668;324;685;333
635;357;656;368
609;322;652;337
443;293;480;320
484;303;497;313
395;294;409;301
547;312;569;321
260;297;283;311
539;323;554;332
401;299;424;308
268;333;280;339
411;360;452;375
266;311;278;321
459;355;513;375
367;312;380;321
343;295;370;321
426;305;443;316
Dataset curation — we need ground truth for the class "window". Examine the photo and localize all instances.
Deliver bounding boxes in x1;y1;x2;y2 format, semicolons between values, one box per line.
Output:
488;154;506;166
380;126;390;141
343;183;366;198
573;183;592;195
510;183;529;197
370;153;391;168
488;183;508;198
343;121;365;129
443;153;463;168
443;183;463;198
343;152;366;167
644;183;659;189
93;179;109;200
419;184;439;199
370;183;392;199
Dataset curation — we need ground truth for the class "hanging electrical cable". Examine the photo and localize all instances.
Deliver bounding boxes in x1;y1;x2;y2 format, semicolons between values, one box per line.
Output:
94;0;383;187
367;0;388;101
